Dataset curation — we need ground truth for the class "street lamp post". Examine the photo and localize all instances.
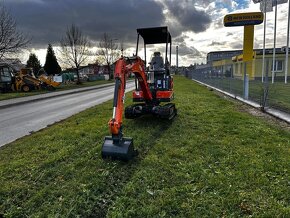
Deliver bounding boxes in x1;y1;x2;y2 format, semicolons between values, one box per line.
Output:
285;0;290;83
253;0;271;83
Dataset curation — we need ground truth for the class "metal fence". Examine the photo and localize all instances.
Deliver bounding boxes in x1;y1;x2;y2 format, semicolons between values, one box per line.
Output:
186;59;290;114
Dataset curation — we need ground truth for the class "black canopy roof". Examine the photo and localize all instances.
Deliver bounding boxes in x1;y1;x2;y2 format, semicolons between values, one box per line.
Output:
137;26;171;44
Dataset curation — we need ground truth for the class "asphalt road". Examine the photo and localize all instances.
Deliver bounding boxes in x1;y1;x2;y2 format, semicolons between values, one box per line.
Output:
0;82;135;147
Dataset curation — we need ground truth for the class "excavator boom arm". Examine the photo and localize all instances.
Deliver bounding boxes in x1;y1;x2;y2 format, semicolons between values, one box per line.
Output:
109;56;152;138
102;56;152;160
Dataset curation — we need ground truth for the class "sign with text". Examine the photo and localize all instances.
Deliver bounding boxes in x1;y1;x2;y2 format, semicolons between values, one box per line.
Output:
260;0;274;12
273;0;288;6
258;0;288;12
224;12;264;27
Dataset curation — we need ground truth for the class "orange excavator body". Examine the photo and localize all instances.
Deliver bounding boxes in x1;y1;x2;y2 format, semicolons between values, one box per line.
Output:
101;27;177;161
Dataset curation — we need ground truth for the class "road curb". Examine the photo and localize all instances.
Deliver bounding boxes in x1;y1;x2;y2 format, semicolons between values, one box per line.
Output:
0;83;116;109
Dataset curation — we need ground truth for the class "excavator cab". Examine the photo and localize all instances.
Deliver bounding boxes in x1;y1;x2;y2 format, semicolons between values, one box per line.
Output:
131;27;174;104
148;52;172;91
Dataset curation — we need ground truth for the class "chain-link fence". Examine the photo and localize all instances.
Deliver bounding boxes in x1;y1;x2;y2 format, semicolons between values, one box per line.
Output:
186;58;290;114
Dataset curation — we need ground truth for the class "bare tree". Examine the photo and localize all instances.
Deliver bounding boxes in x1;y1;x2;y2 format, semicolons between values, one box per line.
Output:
0;5;29;59
97;33;120;79
60;24;89;84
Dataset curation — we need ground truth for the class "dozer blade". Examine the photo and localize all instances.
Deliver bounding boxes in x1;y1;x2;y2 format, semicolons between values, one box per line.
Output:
101;136;138;161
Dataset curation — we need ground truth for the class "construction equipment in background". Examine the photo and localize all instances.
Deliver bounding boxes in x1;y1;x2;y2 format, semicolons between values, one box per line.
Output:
0;64;15;93
0;66;61;92
14;68;44;92
38;73;61;90
16;68;61;92
102;26;177;161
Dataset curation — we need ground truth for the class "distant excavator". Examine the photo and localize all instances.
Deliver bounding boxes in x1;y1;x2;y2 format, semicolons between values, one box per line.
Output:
101;26;177;161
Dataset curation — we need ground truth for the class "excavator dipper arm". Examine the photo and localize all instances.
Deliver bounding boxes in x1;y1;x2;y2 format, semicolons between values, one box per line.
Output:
102;56;152;160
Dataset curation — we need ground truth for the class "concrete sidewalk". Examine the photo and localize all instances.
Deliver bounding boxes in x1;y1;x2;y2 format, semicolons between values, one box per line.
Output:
0;82;116;109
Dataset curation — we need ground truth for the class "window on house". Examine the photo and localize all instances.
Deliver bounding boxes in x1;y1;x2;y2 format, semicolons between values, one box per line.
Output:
272;60;283;72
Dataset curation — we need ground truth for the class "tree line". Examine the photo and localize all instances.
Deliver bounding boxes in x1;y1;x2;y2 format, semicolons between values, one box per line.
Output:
0;3;123;84
26;44;62;77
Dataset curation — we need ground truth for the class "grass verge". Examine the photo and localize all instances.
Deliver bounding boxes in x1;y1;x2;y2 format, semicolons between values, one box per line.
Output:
0;76;290;217
193;76;290;113
0;80;112;101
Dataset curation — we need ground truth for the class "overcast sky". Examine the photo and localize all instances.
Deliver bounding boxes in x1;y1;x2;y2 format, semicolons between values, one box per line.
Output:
6;0;289;66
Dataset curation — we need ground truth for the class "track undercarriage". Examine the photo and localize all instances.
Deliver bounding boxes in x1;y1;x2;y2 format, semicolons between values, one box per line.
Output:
125;103;177;120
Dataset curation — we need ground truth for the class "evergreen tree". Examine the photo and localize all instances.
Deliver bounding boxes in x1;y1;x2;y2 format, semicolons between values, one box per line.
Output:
26;53;41;75
44;44;62;75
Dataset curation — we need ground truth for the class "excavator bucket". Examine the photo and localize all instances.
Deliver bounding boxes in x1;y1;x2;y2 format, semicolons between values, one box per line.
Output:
101;136;138;161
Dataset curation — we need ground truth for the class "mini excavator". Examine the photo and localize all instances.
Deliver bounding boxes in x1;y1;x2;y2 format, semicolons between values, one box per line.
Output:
101;26;177;161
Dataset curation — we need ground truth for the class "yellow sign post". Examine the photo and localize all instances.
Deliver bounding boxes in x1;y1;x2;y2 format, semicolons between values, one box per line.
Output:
243;25;254;62
224;12;263;78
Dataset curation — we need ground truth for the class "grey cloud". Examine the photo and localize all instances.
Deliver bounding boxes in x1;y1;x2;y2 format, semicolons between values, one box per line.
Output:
167;36;202;58
174;36;185;43
254;38;263;49
230;42;243;49
209;41;225;46
214;19;224;29
6;0;164;48
164;0;212;37
176;42;201;58
5;0;215;65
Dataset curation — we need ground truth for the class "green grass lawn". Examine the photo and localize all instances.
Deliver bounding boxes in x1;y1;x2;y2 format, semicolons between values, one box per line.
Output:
1;76;290;217
194;76;290;113
0;80;112;101
268;82;290;112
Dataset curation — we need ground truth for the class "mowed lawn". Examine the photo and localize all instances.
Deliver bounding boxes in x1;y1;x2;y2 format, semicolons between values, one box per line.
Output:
193;76;290;113
0;76;290;217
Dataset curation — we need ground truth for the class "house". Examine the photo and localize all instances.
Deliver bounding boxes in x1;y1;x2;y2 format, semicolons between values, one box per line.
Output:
63;64;111;81
0;58;25;72
232;48;290;80
204;48;290;80
207;50;242;65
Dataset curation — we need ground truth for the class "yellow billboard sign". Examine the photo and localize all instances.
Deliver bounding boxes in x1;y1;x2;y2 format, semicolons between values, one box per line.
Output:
224;11;263;70
224;12;263;27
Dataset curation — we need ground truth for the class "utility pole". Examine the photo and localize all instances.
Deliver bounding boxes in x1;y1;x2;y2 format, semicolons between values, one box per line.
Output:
285;0;290;83
272;0;278;84
176;46;178;68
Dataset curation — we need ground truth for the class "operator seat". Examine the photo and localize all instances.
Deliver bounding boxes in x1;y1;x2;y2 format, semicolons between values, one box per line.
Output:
150;52;164;70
